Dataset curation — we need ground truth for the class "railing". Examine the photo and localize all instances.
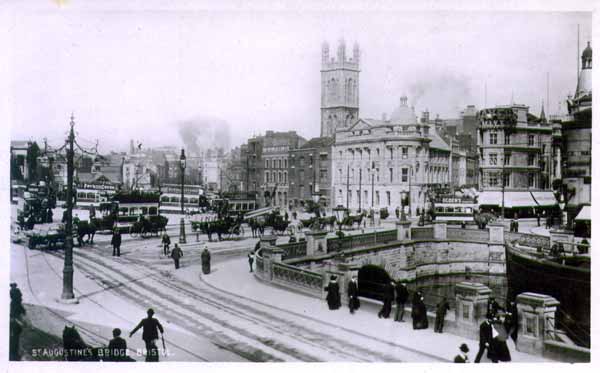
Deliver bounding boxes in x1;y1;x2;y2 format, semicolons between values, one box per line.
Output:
272;262;323;294
326;229;397;253
278;241;307;260
505;231;551;250
411;227;434;240
447;227;490;242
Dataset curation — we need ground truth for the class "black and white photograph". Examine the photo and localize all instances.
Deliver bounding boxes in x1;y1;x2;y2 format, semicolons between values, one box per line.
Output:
2;0;595;366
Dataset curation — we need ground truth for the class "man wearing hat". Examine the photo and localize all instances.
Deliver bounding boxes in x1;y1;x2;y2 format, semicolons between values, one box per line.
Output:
130;308;165;362
111;228;122;257
454;343;470;363
347;275;360;314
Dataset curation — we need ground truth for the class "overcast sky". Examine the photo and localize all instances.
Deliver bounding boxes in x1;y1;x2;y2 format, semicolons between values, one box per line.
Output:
6;3;592;153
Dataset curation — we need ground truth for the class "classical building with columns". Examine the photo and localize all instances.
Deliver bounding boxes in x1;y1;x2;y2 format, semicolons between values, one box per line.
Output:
332;96;453;216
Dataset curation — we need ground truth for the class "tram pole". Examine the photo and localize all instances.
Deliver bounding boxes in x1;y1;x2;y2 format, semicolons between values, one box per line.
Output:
61;114;77;302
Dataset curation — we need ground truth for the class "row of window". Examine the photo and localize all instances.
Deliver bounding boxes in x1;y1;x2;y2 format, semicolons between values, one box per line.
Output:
294;169;328;184
340;189;394;206
265;158;288;169
264;171;288;184
486;171;536;188
338;146;419;161
486;153;538;166
488;132;537;147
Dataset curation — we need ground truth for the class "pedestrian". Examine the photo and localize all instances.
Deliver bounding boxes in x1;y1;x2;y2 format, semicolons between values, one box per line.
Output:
434;297;450;333
161;233;171;256
201;247;211;274
411;290;428;330
454;343;470;363
10;283;26;319
106;328;128;362
170;244;183;270
111;228;122;257
347;275;360;314
486;297;503;320
474;318;494;363
504;300;519;343
130;308;164;362
377;281;394;319
536;211;541;227
393;280;409;322
248;251;255;272
324;275;341;310
9;317;23;361
490;313;511;362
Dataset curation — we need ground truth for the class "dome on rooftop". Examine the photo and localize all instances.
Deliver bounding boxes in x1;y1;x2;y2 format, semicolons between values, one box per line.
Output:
390;95;417;124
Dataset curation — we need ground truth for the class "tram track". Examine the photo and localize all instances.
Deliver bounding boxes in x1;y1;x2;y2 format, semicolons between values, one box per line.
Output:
61;244;449;362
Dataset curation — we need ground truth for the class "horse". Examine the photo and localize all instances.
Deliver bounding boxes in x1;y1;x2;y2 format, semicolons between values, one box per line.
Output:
76;220;97;247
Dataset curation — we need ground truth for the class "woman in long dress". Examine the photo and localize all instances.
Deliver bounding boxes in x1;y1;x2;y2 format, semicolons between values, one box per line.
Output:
324;275;341;310
411;290;428;329
488;313;511;362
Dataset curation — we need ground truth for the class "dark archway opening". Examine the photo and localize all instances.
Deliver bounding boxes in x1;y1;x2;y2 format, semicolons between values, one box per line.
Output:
357;264;391;302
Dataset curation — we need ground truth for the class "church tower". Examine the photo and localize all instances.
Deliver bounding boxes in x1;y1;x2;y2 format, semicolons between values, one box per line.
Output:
320;39;360;137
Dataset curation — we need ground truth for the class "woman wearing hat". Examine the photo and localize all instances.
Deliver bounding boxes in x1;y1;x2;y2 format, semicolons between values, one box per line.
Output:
454;343;470;363
324;275;341;310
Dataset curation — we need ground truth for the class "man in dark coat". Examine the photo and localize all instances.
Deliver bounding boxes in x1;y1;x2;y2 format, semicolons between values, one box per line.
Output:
201;247;211;274
474;318;494;363
394;281;409;322
9;317;23;361
248;251;255;272
505;301;519;343
171;244;183;269
378;281;395;319
347;276;360;314
434;297;450;333
111;229;122;257
130;308;164;362
324;275;341;310
454;343;470;363
486;297;503;320
10;283;26;319
106;328;128;362
161;233;171;256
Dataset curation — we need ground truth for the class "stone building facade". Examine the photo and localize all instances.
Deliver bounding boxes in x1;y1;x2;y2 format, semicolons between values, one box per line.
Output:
320;40;360;137
477;104;555;216
288;137;334;209
562;41;592;222
255;131;306;208
332;96;451;217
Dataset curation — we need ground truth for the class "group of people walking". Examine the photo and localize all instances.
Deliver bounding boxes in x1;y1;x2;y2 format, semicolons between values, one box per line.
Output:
323;275;517;363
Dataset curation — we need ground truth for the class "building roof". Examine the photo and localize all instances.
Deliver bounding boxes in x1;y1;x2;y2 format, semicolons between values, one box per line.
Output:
429;125;451;152
389;96;418;124
299;137;334;150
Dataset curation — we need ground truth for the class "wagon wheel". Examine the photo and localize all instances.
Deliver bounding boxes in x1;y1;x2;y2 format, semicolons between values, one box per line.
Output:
141;228;151;239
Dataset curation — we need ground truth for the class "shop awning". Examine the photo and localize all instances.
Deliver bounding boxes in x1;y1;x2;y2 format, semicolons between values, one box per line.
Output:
478;191;503;206
244;207;275;219
531;191;558;207
575;205;591;221
504;192;537;208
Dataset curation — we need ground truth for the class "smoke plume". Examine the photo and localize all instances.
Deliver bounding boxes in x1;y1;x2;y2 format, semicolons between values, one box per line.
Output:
407;71;474;117
176;116;232;156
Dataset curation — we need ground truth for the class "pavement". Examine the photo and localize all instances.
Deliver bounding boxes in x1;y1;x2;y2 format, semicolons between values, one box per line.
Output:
9;202;556;362
196;256;552;363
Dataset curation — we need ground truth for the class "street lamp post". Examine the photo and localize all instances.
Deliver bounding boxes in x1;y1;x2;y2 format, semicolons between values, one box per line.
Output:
179;149;187;244
333;205;346;234
61;115;77;303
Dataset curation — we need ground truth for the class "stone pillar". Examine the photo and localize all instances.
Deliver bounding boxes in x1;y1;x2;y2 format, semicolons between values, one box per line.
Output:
488;222;505;244
433;221;447;240
306;230;328;256
374;210;381;226
515;292;560;355
260;242;284;281
454;282;492;339
396;220;411;241
260;235;278;248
